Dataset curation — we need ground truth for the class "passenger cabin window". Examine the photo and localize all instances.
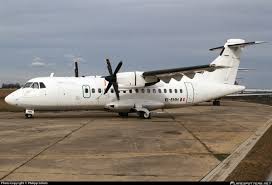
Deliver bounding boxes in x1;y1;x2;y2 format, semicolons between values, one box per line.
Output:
135;89;139;93
31;82;39;89
164;89;167;93
39;82;46;88
174;89;178;93
123;90;126;93
129;90;132;93
23;82;33;88
153;89;156;93
169;89;172;93
98;88;102;93
180;89;183;93
147;89;150;93
158;89;162;93
85;88;89;93
92;88;95;93
141;89;145;93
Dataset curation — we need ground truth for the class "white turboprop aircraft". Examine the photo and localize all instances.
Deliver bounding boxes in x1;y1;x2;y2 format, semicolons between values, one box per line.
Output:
5;39;265;119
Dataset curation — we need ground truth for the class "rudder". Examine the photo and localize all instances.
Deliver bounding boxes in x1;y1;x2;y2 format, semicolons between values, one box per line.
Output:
205;39;265;84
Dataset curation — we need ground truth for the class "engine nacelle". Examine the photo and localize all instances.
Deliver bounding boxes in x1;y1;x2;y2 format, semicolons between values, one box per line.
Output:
117;71;147;89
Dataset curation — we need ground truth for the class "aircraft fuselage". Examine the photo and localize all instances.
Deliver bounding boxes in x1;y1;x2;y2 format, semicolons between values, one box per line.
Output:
5;75;245;113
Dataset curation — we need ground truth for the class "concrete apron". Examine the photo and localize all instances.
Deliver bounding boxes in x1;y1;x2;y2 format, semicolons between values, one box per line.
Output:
201;117;272;181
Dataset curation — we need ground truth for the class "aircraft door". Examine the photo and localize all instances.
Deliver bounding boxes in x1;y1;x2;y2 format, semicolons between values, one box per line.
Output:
82;85;91;98
184;82;194;103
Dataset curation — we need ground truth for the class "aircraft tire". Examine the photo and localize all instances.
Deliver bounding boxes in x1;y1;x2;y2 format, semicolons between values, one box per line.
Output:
139;111;151;119
25;114;33;119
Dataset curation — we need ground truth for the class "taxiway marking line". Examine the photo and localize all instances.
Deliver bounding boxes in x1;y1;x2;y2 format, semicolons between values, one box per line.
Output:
0;119;95;180
201;117;272;181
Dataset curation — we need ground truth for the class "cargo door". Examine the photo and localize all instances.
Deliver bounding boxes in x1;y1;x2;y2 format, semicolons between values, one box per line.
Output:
184;82;194;103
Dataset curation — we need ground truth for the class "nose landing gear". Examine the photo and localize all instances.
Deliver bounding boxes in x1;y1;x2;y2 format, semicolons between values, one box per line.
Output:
25;109;34;119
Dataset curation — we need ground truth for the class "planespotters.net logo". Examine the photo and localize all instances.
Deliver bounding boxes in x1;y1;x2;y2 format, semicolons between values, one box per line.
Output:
230;181;272;185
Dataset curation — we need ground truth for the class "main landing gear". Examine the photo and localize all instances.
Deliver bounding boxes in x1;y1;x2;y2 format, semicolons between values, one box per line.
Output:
213;99;221;106
25;109;34;119
139;111;151;119
118;108;151;119
135;107;151;119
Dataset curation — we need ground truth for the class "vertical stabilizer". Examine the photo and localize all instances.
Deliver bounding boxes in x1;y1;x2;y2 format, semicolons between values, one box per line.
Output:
205;39;265;84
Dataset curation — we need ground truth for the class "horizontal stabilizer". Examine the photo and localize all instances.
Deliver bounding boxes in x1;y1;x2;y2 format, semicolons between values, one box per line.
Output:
228;41;266;48
238;68;255;72
210;41;267;51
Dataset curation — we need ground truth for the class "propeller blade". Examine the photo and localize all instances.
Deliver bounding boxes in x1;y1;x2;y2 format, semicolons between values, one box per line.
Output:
114;61;123;75
104;59;122;101
104;75;112;82
113;82;120;100
104;82;112;94
106;59;113;75
74;61;79;77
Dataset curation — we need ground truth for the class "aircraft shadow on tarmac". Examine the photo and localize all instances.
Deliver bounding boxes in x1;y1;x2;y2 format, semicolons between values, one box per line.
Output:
9;111;205;119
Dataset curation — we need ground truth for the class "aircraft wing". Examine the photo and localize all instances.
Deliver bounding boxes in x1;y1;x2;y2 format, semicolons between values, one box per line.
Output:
227;89;272;97
142;64;228;83
227;93;272;97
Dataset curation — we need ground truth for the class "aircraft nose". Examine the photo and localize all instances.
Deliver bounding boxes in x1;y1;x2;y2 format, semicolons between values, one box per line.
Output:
5;94;15;105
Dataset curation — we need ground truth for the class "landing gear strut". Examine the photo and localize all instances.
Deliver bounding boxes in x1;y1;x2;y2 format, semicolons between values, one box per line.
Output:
25;109;34;119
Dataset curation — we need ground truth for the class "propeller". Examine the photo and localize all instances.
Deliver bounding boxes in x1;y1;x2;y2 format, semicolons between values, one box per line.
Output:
74;61;79;77
73;57;81;77
104;59;122;100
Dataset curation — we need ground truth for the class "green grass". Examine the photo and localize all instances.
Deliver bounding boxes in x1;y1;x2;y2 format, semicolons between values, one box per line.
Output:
0;100;24;112
214;154;230;161
0;88;16;98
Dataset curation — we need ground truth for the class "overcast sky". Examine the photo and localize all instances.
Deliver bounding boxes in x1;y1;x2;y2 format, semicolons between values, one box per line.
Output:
0;0;271;88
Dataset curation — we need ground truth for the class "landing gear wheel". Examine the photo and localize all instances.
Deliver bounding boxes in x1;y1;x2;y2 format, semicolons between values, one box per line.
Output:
139;111;151;119
119;112;129;117
25;109;34;119
25;114;33;119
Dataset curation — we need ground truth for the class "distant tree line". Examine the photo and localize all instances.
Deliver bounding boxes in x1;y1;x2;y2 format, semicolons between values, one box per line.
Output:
1;83;21;89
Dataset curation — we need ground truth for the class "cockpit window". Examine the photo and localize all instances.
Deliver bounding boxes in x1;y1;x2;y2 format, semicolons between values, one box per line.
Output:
39;82;46;88
31;82;39;89
23;82;33;88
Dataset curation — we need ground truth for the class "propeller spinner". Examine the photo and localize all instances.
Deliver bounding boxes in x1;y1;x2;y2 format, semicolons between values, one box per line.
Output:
104;59;123;100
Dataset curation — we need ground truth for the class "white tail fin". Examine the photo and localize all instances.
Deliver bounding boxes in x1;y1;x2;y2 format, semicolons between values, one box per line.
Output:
205;39;265;84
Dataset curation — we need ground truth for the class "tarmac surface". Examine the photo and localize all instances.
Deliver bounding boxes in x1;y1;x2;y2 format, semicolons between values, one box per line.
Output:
0;101;271;181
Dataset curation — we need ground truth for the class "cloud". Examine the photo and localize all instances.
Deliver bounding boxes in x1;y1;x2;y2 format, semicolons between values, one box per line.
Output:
31;56;46;67
0;0;271;88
